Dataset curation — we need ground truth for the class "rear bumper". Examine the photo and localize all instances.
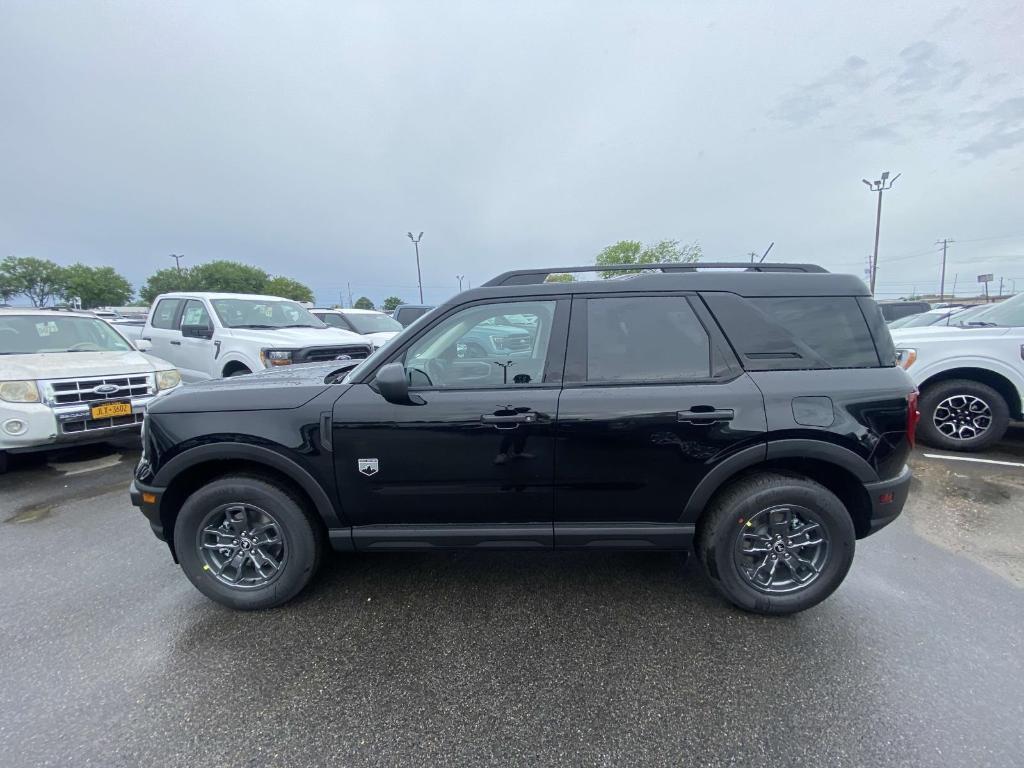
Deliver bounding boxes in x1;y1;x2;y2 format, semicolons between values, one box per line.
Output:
862;464;912;535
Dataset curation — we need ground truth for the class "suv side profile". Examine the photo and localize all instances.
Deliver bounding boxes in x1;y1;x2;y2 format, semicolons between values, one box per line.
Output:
130;263;915;615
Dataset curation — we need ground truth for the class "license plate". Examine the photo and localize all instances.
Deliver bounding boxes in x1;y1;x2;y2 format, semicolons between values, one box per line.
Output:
90;401;133;419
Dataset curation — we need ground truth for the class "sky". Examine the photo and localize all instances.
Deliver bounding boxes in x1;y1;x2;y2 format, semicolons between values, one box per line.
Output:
2;0;1023;306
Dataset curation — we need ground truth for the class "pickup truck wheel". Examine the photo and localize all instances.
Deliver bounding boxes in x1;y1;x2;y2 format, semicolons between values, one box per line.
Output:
0;450;8;474
174;476;322;610
224;366;251;377
697;472;855;615
918;379;1009;452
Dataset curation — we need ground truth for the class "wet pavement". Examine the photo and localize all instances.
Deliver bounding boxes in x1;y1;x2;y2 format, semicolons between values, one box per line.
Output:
1;434;1022;767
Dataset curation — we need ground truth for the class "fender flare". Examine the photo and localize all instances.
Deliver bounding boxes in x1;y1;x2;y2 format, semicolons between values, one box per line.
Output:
154;442;343;528
681;439;877;521
219;352;257;376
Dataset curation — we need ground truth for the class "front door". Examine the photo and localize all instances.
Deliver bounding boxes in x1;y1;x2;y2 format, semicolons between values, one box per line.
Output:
332;297;569;548
176;298;216;381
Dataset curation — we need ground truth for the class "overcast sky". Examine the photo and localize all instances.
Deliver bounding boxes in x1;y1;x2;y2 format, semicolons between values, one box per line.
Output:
2;0;1022;305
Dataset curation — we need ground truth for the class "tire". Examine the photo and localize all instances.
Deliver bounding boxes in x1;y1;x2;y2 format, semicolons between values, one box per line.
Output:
0;450;8;474
225;366;252;378
173;475;323;610
696;472;856;615
917;379;1009;452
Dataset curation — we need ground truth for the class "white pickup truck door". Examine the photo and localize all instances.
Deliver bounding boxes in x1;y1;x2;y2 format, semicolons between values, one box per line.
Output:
144;298;186;369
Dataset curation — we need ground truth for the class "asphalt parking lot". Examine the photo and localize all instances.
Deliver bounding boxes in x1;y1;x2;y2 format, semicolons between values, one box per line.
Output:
2;434;1023;767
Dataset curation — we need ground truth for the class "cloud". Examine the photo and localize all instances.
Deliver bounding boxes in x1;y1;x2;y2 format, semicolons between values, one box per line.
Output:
769;56;877;126
889;41;969;95
930;6;967;32
858;125;906;143
957;97;1024;158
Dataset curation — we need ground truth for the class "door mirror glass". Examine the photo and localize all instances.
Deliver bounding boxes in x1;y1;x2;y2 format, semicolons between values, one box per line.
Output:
375;362;423;405
133;338;153;352
181;324;213;339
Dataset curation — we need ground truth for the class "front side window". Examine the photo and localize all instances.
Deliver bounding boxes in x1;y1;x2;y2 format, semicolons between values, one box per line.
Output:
400;301;556;389
180;299;212;328
585;296;711;382
0;315;133;355
210;299;326;329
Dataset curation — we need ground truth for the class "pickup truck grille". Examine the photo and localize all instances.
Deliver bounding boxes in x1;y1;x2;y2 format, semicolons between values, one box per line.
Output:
495;336;532;352
42;374;155;405
294;345;371;364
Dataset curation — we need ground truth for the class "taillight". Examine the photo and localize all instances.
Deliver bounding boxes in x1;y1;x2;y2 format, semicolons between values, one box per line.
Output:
906;390;920;448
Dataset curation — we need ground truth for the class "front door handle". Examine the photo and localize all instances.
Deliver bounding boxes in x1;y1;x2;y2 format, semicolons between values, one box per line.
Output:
481;412;537;428
677;408;734;424
170;340;181;346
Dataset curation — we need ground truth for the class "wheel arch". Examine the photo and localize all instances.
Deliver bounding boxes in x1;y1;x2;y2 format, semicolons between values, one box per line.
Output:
221;358;254;377
918;367;1022;419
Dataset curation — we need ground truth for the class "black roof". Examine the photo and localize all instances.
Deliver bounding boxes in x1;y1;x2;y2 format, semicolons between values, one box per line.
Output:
448;262;869;304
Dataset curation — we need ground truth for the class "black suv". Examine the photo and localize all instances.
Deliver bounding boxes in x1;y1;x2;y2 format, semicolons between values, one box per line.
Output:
131;262;915;615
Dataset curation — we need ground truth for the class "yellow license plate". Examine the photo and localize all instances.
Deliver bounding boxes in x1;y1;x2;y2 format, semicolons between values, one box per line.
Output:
91;401;133;419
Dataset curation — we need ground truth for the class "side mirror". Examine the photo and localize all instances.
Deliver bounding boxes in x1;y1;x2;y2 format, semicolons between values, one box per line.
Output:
134;339;153;352
182;324;213;340
375;362;423;405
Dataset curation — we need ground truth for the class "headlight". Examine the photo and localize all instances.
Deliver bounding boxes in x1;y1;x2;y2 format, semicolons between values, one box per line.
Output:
895;348;917;369
156;369;181;390
261;349;294;367
0;380;41;403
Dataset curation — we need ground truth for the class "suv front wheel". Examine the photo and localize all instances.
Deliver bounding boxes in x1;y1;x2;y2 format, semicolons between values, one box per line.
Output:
697;472;856;615
917;379;1009;452
174;476;323;609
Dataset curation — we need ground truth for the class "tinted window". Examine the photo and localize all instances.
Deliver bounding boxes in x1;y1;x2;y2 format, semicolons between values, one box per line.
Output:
151;298;183;329
180;299;211;328
586;297;710;382
751;297;879;368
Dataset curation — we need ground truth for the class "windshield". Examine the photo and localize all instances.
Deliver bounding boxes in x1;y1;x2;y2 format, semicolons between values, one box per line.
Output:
210;299;327;329
0;314;134;354
899;309;959;328
342;312;402;334
954;294;1024;327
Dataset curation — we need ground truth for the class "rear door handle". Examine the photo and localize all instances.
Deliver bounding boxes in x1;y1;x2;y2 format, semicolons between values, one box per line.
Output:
169;340;181;346
677;408;734;424
481;412;537;428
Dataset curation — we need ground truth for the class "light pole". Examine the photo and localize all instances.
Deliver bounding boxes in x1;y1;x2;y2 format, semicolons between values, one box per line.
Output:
407;232;424;303
861;171;900;294
456;274;465;291
169;254;185;274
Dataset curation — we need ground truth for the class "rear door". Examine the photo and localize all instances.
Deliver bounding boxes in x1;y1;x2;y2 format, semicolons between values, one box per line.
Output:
145;297;185;366
553;293;767;547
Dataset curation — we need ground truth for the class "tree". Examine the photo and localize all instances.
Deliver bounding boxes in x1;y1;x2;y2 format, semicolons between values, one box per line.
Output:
189;261;269;294
353;296;375;310
596;239;702;278
0;256;65;306
140;267;195;304
545;273;576;283
382;296;404;312
0;261;21;304
59;264;133;308
265;275;314;303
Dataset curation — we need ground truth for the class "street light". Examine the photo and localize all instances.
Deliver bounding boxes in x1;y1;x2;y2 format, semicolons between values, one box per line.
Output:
407;232;424;303
861;171;901;294
169;254;185;273
456;274;465;291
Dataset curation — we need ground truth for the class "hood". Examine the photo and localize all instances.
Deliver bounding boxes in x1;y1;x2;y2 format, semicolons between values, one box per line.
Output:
147;362;343;414
222;326;367;348
890;326;1011;344
0;350;172;380
363;331;400;346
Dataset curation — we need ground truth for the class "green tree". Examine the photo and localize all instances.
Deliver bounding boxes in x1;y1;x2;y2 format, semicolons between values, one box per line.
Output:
140;267;195;304
595;239;701;278
382;296;404;312
265;275;314;303
545;273;576;283
353;296;375;310
0;261;22;304
0;256;65;306
59;264;133;309
189;261;269;294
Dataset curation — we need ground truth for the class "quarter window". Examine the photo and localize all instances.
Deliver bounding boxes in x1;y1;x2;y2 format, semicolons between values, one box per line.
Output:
585;296;711;382
151;298;183;329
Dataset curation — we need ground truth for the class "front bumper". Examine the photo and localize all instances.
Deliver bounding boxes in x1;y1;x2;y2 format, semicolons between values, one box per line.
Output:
130;478;168;543
863;464;913;534
1;396;156;453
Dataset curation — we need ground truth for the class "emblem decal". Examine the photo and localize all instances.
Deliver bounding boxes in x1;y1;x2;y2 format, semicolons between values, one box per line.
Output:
94;384;120;394
358;458;379;476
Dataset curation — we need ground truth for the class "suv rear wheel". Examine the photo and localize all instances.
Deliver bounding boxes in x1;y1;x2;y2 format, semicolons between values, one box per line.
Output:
697;472;856;615
174;476;322;610
917;379;1009;452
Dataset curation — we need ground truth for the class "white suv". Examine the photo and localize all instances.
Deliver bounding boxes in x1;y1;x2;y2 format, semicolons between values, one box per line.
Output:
142;292;371;382
892;293;1024;451
0;308;181;472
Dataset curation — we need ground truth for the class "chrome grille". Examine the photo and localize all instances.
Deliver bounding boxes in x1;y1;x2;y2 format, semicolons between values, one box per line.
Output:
42;373;155;406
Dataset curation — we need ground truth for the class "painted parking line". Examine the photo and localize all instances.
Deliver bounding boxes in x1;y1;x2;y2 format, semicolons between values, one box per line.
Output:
922;453;1024;468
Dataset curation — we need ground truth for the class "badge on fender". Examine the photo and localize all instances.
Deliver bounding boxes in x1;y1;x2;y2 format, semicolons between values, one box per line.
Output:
358;458;379;476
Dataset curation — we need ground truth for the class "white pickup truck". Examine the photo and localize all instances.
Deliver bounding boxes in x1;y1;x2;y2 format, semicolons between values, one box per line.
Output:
141;292;372;383
892;292;1024;451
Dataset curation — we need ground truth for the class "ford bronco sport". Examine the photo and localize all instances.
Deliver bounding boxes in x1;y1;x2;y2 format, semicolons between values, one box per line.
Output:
131;262;916;615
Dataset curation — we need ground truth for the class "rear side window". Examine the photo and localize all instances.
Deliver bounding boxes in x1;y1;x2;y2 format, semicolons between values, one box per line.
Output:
703;293;881;370
585;296;711;382
151;298;183;329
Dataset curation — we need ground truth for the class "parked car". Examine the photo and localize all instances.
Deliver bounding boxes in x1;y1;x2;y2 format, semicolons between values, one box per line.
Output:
879;300;930;323
0;308;181;472
392;303;435;327
106;317;147;342
892;292;1024;451
141;292;372;383
131;261;914;616
309;308;403;349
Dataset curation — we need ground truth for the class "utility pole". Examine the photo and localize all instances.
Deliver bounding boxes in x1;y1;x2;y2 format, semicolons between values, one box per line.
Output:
169;254;185;274
935;238;953;300
951;273;958;298
861;171;901;294
346;282;353;307
999;277;1004;297
456;274;465;291
747;252;758;264
407;231;424;303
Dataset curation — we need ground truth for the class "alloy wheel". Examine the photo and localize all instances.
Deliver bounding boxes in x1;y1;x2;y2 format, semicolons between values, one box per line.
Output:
933;394;992;441
734;504;830;594
196;503;287;589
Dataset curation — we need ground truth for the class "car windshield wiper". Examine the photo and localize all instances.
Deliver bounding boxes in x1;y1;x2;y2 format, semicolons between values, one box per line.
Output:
231;323;277;329
281;324;322;328
965;321;998;327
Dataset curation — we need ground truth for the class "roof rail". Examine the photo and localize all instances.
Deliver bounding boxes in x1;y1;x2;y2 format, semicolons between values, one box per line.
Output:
481;262;829;287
